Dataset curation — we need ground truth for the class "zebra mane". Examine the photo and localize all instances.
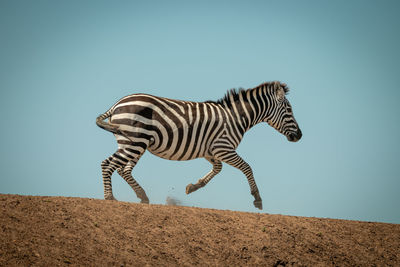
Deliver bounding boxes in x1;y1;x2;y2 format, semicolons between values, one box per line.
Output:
205;87;246;107
205;81;289;107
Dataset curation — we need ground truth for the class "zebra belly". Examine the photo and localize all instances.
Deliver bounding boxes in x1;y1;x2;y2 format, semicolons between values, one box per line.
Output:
147;140;212;161
146;121;227;161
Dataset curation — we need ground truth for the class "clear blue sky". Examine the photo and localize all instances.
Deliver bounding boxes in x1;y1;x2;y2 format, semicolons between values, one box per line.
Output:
1;0;399;223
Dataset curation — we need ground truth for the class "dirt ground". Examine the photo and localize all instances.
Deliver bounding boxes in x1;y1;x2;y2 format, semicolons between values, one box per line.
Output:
0;194;399;266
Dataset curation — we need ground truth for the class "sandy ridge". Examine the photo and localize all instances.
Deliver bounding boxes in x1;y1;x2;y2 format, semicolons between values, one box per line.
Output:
0;194;399;266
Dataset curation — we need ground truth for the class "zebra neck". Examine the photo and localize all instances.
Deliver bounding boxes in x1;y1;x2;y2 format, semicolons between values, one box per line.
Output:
222;89;267;134
246;86;270;127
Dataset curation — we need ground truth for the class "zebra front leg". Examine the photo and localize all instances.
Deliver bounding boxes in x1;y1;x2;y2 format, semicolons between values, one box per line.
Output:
186;158;222;194
215;151;262;210
117;160;149;204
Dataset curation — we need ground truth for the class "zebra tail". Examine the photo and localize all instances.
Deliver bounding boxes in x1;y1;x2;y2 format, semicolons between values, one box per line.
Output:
96;109;121;135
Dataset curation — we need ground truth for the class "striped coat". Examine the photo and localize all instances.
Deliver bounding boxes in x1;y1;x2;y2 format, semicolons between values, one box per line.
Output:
97;81;302;209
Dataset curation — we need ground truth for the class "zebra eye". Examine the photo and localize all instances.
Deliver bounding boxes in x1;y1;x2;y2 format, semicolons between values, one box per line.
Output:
287;107;292;113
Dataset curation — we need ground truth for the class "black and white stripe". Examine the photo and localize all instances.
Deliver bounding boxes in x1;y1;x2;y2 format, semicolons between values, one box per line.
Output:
96;81;302;209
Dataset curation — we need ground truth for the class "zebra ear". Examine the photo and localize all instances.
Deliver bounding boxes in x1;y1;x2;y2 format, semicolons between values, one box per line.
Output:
276;84;285;101
273;81;280;90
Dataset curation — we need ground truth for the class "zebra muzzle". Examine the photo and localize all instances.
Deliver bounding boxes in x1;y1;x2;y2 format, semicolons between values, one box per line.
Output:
287;129;302;142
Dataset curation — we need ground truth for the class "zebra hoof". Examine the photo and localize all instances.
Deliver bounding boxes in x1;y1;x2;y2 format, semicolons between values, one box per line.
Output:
140;198;149;204
105;195;117;201
186;183;197;194
253;199;263;210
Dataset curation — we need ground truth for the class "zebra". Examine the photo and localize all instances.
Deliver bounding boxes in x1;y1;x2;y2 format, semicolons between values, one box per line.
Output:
96;81;302;210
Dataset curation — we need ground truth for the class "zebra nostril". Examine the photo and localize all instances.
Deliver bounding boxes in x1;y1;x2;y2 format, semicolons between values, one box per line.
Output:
287;133;295;142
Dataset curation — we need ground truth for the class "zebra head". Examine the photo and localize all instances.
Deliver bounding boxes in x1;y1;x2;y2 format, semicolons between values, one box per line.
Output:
263;82;302;142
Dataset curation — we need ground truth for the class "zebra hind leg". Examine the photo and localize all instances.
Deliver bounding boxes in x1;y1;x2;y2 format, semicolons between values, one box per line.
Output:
186;158;222;194
117;160;149;204
101;150;131;200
